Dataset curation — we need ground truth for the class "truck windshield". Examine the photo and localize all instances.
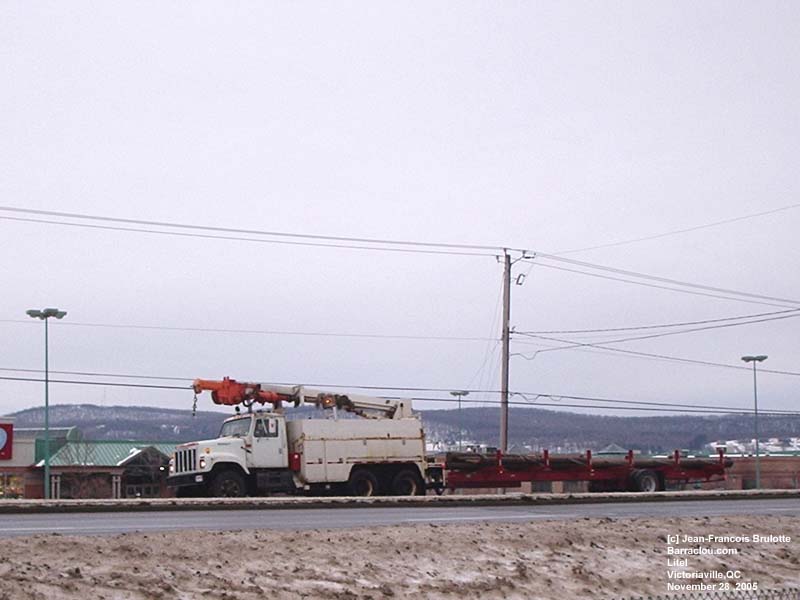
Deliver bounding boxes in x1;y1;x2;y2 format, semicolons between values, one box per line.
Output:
219;417;251;438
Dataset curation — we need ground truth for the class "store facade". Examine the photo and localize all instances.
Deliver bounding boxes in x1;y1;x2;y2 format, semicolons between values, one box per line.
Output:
0;418;175;499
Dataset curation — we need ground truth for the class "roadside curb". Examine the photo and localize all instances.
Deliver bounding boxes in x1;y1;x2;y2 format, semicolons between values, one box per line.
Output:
0;489;797;514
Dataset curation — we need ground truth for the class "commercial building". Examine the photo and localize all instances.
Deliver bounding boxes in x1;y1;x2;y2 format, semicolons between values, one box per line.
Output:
705;454;800;490
0;418;176;499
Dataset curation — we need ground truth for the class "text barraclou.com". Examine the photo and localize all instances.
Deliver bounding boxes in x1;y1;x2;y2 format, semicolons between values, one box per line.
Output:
668;547;739;555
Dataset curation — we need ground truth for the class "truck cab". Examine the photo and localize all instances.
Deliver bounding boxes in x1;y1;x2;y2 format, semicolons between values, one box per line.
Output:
169;411;297;497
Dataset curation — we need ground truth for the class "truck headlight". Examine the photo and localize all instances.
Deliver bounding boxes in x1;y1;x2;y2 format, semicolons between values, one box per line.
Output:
199;457;207;470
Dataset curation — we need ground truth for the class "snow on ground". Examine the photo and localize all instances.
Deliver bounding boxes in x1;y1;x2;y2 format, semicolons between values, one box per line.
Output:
0;514;798;599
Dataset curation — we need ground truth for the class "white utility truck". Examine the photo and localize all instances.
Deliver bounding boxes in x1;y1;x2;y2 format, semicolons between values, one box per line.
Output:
168;378;429;497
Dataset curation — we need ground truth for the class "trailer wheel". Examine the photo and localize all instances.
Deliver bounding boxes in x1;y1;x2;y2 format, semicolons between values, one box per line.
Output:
632;469;661;493
211;470;247;498
348;469;379;497
391;469;425;496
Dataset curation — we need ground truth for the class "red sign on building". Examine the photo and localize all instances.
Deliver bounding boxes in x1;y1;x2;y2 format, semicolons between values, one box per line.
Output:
0;423;12;460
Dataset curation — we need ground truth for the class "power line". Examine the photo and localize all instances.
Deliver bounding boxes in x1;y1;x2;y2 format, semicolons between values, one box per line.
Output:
3;370;798;415
0;375;187;391
4;206;794;309
534;254;800;307
10;202;798;257
530;263;797;309
0;367;511;393
511;339;672;362
0;318;496;343
513;333;800;377
0;206;507;253
516;312;800;351
519;308;800;335
6;374;800;415
514;336;753;370
0;215;498;258
475;341;502;409
510;392;796;414
386;395;800;416
464;270;506;394
0;367;191;382
555;202;800;255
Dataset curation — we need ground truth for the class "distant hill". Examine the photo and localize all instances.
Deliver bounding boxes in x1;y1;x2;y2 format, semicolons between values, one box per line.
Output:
6;404;229;442
6;404;799;452
5;403;340;442
423;407;800;453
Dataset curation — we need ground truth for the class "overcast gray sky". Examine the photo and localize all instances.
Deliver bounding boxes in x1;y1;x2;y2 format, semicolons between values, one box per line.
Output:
1;2;799;424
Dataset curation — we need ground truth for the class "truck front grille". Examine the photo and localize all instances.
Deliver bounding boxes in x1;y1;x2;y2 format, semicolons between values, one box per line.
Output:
174;448;197;474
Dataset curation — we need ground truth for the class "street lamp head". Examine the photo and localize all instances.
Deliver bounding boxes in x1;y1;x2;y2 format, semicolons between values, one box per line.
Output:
26;308;67;320
741;355;768;363
450;390;470;398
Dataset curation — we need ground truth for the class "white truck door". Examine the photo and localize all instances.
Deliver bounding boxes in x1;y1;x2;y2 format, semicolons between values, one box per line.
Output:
251;416;288;468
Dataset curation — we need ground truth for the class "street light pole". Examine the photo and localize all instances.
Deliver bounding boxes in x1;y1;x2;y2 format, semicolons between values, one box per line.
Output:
741;354;767;490
26;307;67;500
450;391;470;451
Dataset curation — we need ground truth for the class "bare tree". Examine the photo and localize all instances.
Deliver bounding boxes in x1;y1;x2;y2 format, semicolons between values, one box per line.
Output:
57;443;102;499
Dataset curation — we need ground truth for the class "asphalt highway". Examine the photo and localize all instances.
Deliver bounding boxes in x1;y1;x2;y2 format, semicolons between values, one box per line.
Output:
0;497;797;538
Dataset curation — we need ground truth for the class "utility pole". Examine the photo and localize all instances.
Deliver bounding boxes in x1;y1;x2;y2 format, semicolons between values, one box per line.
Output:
500;250;511;453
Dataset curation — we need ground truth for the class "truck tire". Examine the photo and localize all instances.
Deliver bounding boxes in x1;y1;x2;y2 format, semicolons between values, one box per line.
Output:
391;469;425;496
211;469;247;498
348;469;379;497
632;469;661;493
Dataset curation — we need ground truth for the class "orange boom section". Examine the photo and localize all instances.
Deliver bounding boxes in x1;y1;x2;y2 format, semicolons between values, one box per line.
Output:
192;377;296;407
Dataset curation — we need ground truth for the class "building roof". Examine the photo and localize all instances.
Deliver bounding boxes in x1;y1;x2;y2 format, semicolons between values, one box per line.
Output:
13;427;81;441
597;443;629;455
43;441;176;467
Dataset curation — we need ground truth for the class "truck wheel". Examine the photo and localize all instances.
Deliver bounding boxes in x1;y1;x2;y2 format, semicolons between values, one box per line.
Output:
632;470;661;493
348;469;379;497
211;470;247;498
391;469;425;496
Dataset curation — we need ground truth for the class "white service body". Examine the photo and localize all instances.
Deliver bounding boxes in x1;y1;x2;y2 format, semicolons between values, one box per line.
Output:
287;417;426;484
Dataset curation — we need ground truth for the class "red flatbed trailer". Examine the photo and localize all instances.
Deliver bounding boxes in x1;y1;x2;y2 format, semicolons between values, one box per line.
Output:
431;448;732;493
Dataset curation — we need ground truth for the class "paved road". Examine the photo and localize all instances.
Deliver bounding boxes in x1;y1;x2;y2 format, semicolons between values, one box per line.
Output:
0;498;797;538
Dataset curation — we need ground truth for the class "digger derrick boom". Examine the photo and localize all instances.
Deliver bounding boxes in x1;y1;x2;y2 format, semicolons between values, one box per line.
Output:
191;377;413;419
192;378;297;407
